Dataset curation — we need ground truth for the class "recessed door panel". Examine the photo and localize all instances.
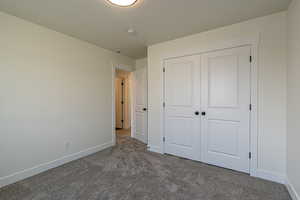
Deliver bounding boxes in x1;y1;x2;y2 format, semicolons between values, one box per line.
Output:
208;120;239;157
208;55;239;108
166;62;193;106
167;117;193;147
135;112;146;137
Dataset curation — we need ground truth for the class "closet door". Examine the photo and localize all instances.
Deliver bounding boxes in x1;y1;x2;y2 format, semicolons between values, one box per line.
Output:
164;55;201;161
201;46;251;173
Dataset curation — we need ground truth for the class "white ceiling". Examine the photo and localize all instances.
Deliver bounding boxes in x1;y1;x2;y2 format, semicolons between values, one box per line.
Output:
0;0;291;59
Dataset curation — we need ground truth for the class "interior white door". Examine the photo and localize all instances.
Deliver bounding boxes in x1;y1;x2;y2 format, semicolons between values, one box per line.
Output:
115;77;123;129
164;55;201;161
134;68;148;143
201;46;251;173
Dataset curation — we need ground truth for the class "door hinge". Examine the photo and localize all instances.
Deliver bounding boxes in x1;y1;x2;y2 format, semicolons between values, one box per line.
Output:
250;56;252;63
163;137;166;142
249;152;252;159
121;120;124;123
163;102;166;108
163;67;165;73
249;104;252;111
121;101;124;104
121;82;124;86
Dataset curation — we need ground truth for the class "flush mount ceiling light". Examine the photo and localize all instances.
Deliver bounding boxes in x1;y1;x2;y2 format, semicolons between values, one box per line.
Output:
106;0;138;7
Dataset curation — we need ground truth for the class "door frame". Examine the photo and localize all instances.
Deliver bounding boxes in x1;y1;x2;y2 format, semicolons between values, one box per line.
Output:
161;34;260;177
112;63;134;145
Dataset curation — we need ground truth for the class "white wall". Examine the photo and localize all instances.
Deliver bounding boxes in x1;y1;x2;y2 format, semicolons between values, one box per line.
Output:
148;12;287;183
135;58;147;70
287;0;300;198
0;12;134;187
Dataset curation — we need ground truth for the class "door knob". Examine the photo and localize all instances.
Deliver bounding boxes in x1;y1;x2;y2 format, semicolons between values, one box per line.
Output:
143;108;147;111
201;112;206;116
195;111;200;115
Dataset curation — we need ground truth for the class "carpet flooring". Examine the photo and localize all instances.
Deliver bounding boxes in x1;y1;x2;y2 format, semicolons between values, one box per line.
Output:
0;134;291;200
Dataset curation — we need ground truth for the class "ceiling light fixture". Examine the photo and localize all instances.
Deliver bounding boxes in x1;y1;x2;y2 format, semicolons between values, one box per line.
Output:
106;0;138;7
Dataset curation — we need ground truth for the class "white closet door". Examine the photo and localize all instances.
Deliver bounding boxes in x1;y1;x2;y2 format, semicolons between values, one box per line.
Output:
201;46;251;173
164;55;201;161
134;68;148;144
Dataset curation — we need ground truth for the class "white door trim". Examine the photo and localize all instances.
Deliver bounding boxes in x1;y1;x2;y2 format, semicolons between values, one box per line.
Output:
161;33;260;177
112;63;134;145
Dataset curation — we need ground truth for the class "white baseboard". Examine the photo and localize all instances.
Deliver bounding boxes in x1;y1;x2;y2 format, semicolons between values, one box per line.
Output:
286;179;300;200
0;141;113;188
148;145;162;154
147;149;287;184
252;169;286;184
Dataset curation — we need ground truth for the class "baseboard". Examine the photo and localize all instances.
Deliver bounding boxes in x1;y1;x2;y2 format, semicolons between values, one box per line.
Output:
286;179;300;200
252;169;286;184
148;145;162;154
0;141;113;188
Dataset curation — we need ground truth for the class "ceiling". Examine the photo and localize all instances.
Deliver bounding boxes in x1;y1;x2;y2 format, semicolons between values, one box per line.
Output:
0;0;291;59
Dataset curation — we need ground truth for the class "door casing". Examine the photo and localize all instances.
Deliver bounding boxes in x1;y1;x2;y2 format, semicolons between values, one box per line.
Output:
161;35;259;177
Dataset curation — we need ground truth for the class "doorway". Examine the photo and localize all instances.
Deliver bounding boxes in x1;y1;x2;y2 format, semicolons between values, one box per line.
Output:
113;65;148;145
115;69;132;138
